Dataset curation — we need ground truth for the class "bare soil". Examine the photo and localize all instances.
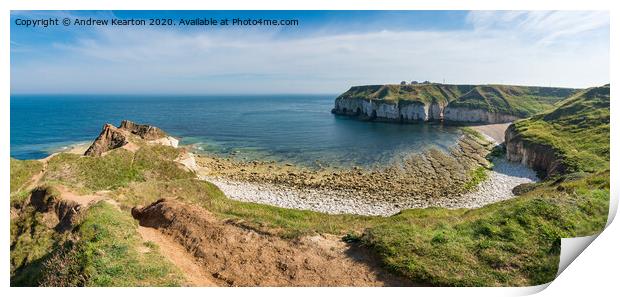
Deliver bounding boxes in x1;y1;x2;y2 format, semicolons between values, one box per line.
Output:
132;199;414;287
137;226;218;287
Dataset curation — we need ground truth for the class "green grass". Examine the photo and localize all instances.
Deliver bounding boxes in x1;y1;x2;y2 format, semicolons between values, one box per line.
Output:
11;92;609;286
510;85;610;174
10;158;43;192
66;202;183;286
43;145;194;192
463;166;489;191
337;83;471;105
111;170;608;286
364;171;608;286
449;85;575;117
113;178;380;238
13;144;609;286
10;206;62;286
11;200;185;286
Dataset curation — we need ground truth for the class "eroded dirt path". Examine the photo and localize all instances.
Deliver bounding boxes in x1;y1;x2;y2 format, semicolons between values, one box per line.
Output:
55;185;109;207
132;199;414;287
137;226;218;287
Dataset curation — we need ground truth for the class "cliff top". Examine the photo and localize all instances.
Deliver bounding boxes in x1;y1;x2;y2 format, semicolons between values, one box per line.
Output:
510;84;610;173
336;83;577;117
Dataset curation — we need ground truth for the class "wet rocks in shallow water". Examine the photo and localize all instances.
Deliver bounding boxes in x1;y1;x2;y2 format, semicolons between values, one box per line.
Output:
196;134;539;216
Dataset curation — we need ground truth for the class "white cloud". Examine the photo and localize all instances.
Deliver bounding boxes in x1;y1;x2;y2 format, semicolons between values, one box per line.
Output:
11;11;609;94
466;11;609;45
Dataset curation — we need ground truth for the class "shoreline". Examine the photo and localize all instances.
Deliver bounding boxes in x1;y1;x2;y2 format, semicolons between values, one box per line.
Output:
41;122;538;217
193;123;538;216
199;157;537;217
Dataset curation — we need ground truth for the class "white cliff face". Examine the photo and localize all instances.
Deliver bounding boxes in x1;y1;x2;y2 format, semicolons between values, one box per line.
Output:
429;102;446;120
443;107;520;123
399;103;429;121
333;98;516;124
333;98;437;122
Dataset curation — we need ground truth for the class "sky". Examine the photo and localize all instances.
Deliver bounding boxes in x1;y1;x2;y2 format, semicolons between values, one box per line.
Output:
10;10;610;94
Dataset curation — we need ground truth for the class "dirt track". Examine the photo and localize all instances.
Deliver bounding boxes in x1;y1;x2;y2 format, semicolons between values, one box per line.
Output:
132;199;413;287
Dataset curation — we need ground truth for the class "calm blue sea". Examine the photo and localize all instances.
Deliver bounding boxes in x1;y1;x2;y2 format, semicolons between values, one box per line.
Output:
10;95;462;167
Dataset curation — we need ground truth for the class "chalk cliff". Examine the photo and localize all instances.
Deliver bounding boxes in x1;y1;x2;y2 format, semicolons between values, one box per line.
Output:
332;83;575;124
504;125;565;177
504;84;609;178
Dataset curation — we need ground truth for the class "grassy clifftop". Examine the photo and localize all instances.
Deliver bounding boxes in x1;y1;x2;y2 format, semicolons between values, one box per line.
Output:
510;84;610;173
337;83;576;117
11;106;609;286
337;84;474;105
11;143;608;286
449;85;576;117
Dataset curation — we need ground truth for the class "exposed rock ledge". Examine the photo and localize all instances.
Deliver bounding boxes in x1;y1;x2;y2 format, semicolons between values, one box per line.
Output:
504;124;565;177
84;120;178;157
332;98;520;124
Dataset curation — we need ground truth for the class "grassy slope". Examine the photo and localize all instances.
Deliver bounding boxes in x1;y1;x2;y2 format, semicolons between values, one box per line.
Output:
449;85;576;117
510;85;610;173
11;90;609;286
10;146;190;286
10;198;185;286
109;170;607;286
14;139;608;286
42;145;194;192
10;158;43;207
337;84;575;117
48;202;184;286
10;158;42;192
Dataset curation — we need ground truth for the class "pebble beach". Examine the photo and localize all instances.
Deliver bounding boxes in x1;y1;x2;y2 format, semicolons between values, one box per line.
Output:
196;124;539;216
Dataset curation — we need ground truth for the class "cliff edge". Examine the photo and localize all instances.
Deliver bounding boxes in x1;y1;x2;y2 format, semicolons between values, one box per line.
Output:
504;84;610;177
332;83;575;124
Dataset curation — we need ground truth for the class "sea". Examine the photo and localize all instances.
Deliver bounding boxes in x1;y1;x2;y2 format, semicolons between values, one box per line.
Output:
10;95;462;168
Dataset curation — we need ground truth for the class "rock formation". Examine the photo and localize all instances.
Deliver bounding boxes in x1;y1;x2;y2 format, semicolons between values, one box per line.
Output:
504;124;565;177
119;120;167;140
84;124;129;157
84;120;176;157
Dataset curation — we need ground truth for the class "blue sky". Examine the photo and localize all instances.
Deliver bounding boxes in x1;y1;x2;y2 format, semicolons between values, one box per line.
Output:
11;10;609;94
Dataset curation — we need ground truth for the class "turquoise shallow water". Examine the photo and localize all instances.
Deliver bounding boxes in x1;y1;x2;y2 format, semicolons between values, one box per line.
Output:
10;95;462;167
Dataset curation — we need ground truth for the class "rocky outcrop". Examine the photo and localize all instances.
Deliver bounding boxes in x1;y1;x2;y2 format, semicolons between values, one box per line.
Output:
332;98;517;123
119;120;167;140
84;120;178;157
504;124;566;177
84;124;128;157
